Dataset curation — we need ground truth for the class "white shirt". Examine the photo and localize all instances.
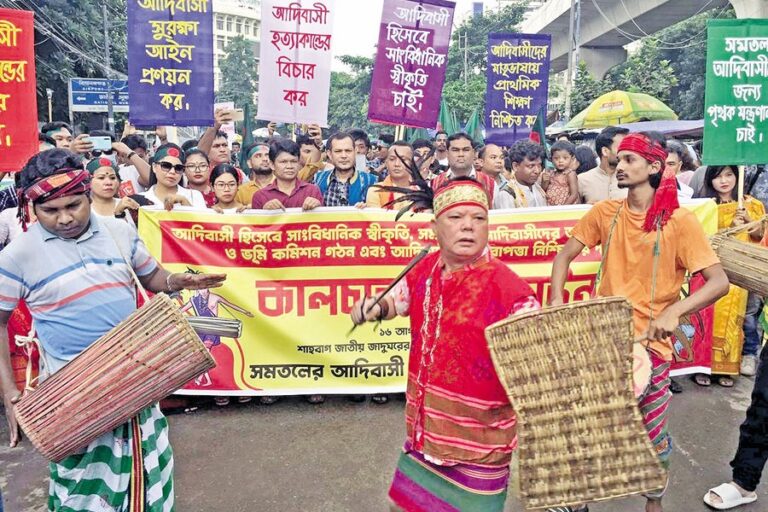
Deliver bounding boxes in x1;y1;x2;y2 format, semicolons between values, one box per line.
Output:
0;207;23;247
139;185;207;209
92;198;137;229
118;165;147;194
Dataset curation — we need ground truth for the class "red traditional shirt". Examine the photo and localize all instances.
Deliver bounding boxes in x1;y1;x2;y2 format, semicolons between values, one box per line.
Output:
391;249;538;467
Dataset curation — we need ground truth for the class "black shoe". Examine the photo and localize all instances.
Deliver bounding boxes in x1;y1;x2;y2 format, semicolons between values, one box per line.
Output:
669;378;683;394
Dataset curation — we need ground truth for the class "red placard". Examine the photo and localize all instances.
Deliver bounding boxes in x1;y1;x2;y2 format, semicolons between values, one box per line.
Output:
0;9;37;173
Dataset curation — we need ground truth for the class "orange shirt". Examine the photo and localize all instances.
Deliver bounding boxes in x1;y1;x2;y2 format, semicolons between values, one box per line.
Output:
572;199;720;360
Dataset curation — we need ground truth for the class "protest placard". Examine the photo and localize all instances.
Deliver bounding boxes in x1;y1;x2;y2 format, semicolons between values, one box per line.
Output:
368;0;455;129
127;0;214;126
0;8;37;172
485;33;550;145
257;0;335;126
703;19;768;165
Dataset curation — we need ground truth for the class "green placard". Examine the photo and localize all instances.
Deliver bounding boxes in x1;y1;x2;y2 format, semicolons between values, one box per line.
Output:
703;19;768;166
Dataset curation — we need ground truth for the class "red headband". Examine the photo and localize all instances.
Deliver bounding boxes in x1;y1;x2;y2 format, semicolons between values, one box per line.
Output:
617;134;678;232
617;133;668;165
17;168;91;231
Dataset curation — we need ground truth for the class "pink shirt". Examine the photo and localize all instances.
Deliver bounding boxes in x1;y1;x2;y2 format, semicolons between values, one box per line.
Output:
251;179;324;209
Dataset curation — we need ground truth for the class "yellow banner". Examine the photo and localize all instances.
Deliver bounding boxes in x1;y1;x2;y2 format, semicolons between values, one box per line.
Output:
138;201;717;395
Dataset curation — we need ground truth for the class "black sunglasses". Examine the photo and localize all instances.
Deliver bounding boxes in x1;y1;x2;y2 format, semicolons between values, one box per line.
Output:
92;149;114;157
156;161;184;173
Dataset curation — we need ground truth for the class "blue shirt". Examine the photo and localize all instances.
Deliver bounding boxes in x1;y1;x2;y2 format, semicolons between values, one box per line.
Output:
0;215;158;360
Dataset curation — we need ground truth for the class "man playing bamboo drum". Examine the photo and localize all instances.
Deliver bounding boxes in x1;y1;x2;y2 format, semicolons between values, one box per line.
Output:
0;149;226;511
351;178;540;512
551;133;729;512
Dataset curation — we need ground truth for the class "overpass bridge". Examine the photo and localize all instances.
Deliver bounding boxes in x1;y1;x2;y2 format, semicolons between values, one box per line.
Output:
521;0;768;77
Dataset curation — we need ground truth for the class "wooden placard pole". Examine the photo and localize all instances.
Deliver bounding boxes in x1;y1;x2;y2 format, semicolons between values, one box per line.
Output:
738;165;745;209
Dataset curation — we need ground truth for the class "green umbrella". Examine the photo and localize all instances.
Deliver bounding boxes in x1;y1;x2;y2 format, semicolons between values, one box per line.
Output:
564;90;678;130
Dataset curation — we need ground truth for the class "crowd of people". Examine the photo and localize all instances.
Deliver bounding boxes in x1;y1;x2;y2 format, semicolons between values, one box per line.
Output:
1;114;767;512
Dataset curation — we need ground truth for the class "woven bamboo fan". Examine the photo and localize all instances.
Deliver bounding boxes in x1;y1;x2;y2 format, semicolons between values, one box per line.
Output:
710;215;768;297
14;293;215;462
485;297;666;510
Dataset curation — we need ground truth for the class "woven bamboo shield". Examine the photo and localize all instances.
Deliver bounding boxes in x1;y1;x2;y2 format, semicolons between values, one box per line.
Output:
710;232;768;297
485;297;666;510
14;293;215;462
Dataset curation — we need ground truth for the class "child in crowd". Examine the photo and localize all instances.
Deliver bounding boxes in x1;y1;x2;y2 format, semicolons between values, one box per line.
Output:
541;140;579;205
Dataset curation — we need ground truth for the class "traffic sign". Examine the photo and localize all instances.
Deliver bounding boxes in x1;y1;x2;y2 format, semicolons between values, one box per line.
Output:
68;78;129;113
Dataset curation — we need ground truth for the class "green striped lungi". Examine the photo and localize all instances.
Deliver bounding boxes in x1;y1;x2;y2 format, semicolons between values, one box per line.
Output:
48;404;174;512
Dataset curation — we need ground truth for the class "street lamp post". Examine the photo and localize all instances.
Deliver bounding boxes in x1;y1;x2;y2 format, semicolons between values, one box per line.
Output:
46;88;53;123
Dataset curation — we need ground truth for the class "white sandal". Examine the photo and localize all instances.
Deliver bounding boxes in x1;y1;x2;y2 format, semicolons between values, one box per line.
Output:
704;482;757;510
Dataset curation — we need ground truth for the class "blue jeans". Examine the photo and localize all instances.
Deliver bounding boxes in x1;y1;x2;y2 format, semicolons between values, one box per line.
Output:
742;293;764;357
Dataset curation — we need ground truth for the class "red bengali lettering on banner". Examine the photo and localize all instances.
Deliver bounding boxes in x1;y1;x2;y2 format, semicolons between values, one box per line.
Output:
0;9;37;172
253;278;391;317
159;219;603;268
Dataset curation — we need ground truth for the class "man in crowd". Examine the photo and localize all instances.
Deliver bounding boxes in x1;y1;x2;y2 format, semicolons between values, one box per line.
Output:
365;141;414;208
251;139;323;211
208;131;232;168
351;177;540;512
412;139;436;180
494;140;546;209
433;130;449;168
551;133;729;512
432;133;495;204
39;122;93;154
478;143;506;197
236;142;273;206
197;108;234;166
314;132;377;207
231;140;242;166
117;134;151;193
297;134;325;183
578;126;630;204
0;149;226;510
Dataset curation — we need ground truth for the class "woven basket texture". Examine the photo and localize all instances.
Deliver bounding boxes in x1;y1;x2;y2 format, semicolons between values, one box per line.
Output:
485;297;667;510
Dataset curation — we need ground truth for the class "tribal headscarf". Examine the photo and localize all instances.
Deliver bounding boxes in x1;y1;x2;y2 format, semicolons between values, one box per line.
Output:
17;168;91;231
617;133;679;232
86;157;119;175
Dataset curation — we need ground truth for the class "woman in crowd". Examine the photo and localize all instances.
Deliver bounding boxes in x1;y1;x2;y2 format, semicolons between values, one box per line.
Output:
87;158;139;227
209;163;248;214
694;165;765;388
573;145;598;175
139;143;207;209
184;149;216;207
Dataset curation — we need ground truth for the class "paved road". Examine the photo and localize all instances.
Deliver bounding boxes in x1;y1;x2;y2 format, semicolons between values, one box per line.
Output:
1;376;766;511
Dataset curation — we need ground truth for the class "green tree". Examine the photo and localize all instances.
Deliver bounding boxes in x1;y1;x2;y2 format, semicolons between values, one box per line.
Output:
217;35;257;113
443;4;527;122
656;7;735;119
616;40;678;103
17;0;128;123
569;61;611;116
327;55;375;131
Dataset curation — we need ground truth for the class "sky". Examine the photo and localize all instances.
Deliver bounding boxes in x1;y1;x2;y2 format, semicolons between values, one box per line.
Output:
329;0;486;71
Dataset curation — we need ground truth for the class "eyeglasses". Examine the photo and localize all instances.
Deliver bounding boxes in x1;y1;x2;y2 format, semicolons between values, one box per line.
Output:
214;182;237;189
185;163;210;171
156;161;184;173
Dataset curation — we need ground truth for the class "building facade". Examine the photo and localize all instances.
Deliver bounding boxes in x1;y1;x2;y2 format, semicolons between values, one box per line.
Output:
212;0;261;92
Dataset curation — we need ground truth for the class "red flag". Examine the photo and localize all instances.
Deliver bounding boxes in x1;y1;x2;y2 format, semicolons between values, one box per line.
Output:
0;9;38;172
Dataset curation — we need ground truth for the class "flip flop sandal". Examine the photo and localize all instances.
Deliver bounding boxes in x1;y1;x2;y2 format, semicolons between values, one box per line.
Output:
545;507;589;512
237;396;253;404
693;373;711;387
372;394;389;404
717;376;735;388
306;394;325;404
704;482;757;509
214;397;230;407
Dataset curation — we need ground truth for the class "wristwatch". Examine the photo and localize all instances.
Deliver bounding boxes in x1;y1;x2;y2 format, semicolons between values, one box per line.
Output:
126;151;137;160
114;211;127;218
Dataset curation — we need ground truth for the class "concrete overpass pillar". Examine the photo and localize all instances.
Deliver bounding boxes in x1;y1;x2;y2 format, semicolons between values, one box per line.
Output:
730;0;768;18
580;47;628;79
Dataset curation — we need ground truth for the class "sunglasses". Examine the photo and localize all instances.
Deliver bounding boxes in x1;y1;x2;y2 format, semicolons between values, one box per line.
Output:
156;161;184;173
92;149;114;157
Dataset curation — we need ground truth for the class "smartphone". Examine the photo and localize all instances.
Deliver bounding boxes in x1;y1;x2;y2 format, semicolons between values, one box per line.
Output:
229;109;244;122
90;136;113;152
